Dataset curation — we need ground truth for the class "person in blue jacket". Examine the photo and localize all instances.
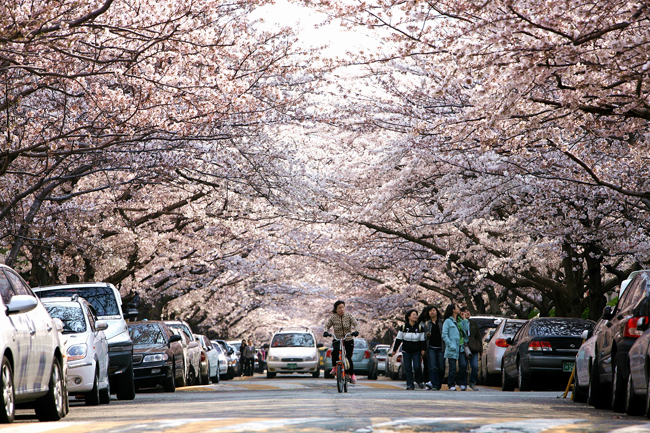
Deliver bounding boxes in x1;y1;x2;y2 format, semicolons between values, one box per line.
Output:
442;303;468;391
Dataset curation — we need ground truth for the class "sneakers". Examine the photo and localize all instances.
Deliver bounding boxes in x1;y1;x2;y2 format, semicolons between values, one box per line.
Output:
448;386;457;391
459;385;467;391
469;383;478;391
330;368;336;376
418;382;425;389
424;381;433;390
350;374;357;384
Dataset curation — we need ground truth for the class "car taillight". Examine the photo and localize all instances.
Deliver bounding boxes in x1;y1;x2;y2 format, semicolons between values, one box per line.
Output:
495;338;509;348
528;341;552;352
624;317;648;338
326;350;332;358
201;352;206;362
396;354;402;362
364;350;371;359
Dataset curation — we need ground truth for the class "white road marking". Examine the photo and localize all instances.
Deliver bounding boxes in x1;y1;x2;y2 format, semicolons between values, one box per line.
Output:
471;419;587;433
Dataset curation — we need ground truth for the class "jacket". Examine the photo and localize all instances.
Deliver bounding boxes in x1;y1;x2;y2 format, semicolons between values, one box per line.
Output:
425;319;445;351
468;320;483;354
442;317;461;359
393;322;426;354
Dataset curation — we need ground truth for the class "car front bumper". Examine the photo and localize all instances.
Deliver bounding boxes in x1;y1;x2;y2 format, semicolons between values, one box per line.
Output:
267;360;318;373
66;359;97;393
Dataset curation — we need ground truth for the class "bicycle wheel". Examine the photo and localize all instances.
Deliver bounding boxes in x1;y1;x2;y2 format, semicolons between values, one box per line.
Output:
336;364;344;393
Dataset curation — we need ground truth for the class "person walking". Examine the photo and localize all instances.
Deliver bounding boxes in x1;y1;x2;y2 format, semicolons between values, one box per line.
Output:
389;309;426;390
239;339;247;376
323;300;359;384
442;303;468;391
419;306;444;391
464;310;482;391
244;339;256;376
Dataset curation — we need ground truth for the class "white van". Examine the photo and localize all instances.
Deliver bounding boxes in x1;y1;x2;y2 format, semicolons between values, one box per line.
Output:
266;328;319;378
34;283;137;400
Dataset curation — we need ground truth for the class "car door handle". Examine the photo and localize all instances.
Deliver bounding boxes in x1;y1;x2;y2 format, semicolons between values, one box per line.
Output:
29;329;36;336
46;325;53;332
606;322;613;327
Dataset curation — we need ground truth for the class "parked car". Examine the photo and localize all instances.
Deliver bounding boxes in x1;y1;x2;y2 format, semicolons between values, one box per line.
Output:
374;344;391;374
620;274;650;415
0;264;68;423
128;321;184;391
501;317;594;392
164;320;201;386
590;270;650;411
386;343;405;381
195;334;220;384
214;339;240;379
573;318;607;403
323;337;378;379
480;318;526;386
34;283;137;400
266;328;319;378
210;340;230;381
43;296;110;405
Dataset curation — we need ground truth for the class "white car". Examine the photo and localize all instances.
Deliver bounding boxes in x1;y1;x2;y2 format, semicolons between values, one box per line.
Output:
480;318;526;385
374;344;391;373
43;296;110;405
0;264;68;423
211;340;230;379
165;320;201;386
266;328;319;378
195;334;220;384
573;318;607;402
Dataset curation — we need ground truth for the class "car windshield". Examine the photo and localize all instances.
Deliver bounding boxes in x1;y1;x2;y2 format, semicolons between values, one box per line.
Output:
529;319;594;337
271;333;314;348
38;287;120;317
129;323;166;347
45;305;86;334
503;321;525;335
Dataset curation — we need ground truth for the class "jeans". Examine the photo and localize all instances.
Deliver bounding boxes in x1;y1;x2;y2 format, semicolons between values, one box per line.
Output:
468;351;479;385
447;353;468;387
402;351;422;388
427;347;444;389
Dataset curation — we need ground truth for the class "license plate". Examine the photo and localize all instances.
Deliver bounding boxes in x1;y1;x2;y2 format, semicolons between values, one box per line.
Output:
563;361;575;372
287;363;298;369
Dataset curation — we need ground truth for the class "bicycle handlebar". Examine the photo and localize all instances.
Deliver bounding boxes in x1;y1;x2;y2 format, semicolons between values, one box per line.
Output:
323;331;358;340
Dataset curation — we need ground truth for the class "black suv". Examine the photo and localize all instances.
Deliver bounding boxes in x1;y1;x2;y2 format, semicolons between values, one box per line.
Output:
589;271;650;411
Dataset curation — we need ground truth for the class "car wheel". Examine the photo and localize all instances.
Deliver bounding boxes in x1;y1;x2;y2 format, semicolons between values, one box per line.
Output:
115;363;136;400
324;368;332;379
267;372;276;379
312;370;320;378
163;366;176;393
176;360;188;387
611;352;627;413
501;361;514;392
99;378;110;405
588;358;609;409
517;362;531;391
625;367;643;415
187;367;196;386
0;356;15;424
644;374;650;418
212;369;220;384
398;365;404;381
34;358;65;422
572;370;587;403
85;368;101;406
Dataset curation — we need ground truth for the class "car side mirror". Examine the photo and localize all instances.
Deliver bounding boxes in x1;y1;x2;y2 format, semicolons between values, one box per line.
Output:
6;295;38;315
580;330;590;340
505;337;513;345
228;348;234;355
53;318;64;332
637;317;649;332
602;305;614;320
96;321;109;332
169;334;182;344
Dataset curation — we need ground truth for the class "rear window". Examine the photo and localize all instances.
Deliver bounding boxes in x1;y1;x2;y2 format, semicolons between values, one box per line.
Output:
503;321;524;335
375;347;389;355
46;305;86;334
529;319;594;337
38;287;120;317
129;323;166;346
271;333;315;348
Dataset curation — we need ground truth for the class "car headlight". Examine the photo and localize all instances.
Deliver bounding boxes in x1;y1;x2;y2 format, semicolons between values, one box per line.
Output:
303;355;316;361
67;344;88;361
143;353;169;363
268;356;279;361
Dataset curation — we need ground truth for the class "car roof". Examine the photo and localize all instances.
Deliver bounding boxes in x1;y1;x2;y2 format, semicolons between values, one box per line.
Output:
273;328;313;334
34;282;116;291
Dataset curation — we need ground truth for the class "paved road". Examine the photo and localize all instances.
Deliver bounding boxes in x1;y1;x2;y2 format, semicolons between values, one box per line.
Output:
7;375;650;432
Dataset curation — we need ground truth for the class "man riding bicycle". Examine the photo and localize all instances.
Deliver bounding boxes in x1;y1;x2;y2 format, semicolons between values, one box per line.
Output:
324;300;359;384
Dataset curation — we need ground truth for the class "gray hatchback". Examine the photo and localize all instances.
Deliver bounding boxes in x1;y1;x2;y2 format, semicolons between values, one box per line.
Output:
323;338;379;380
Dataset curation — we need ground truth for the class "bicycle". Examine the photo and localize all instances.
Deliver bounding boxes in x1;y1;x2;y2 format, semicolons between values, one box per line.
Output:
324;331;358;393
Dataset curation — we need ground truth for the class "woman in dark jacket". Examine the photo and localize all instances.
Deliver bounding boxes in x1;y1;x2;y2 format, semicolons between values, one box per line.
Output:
419;306;445;391
390;309;426;390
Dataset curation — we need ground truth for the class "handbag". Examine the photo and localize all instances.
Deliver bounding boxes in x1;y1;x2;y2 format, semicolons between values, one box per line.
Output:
464;344;472;358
